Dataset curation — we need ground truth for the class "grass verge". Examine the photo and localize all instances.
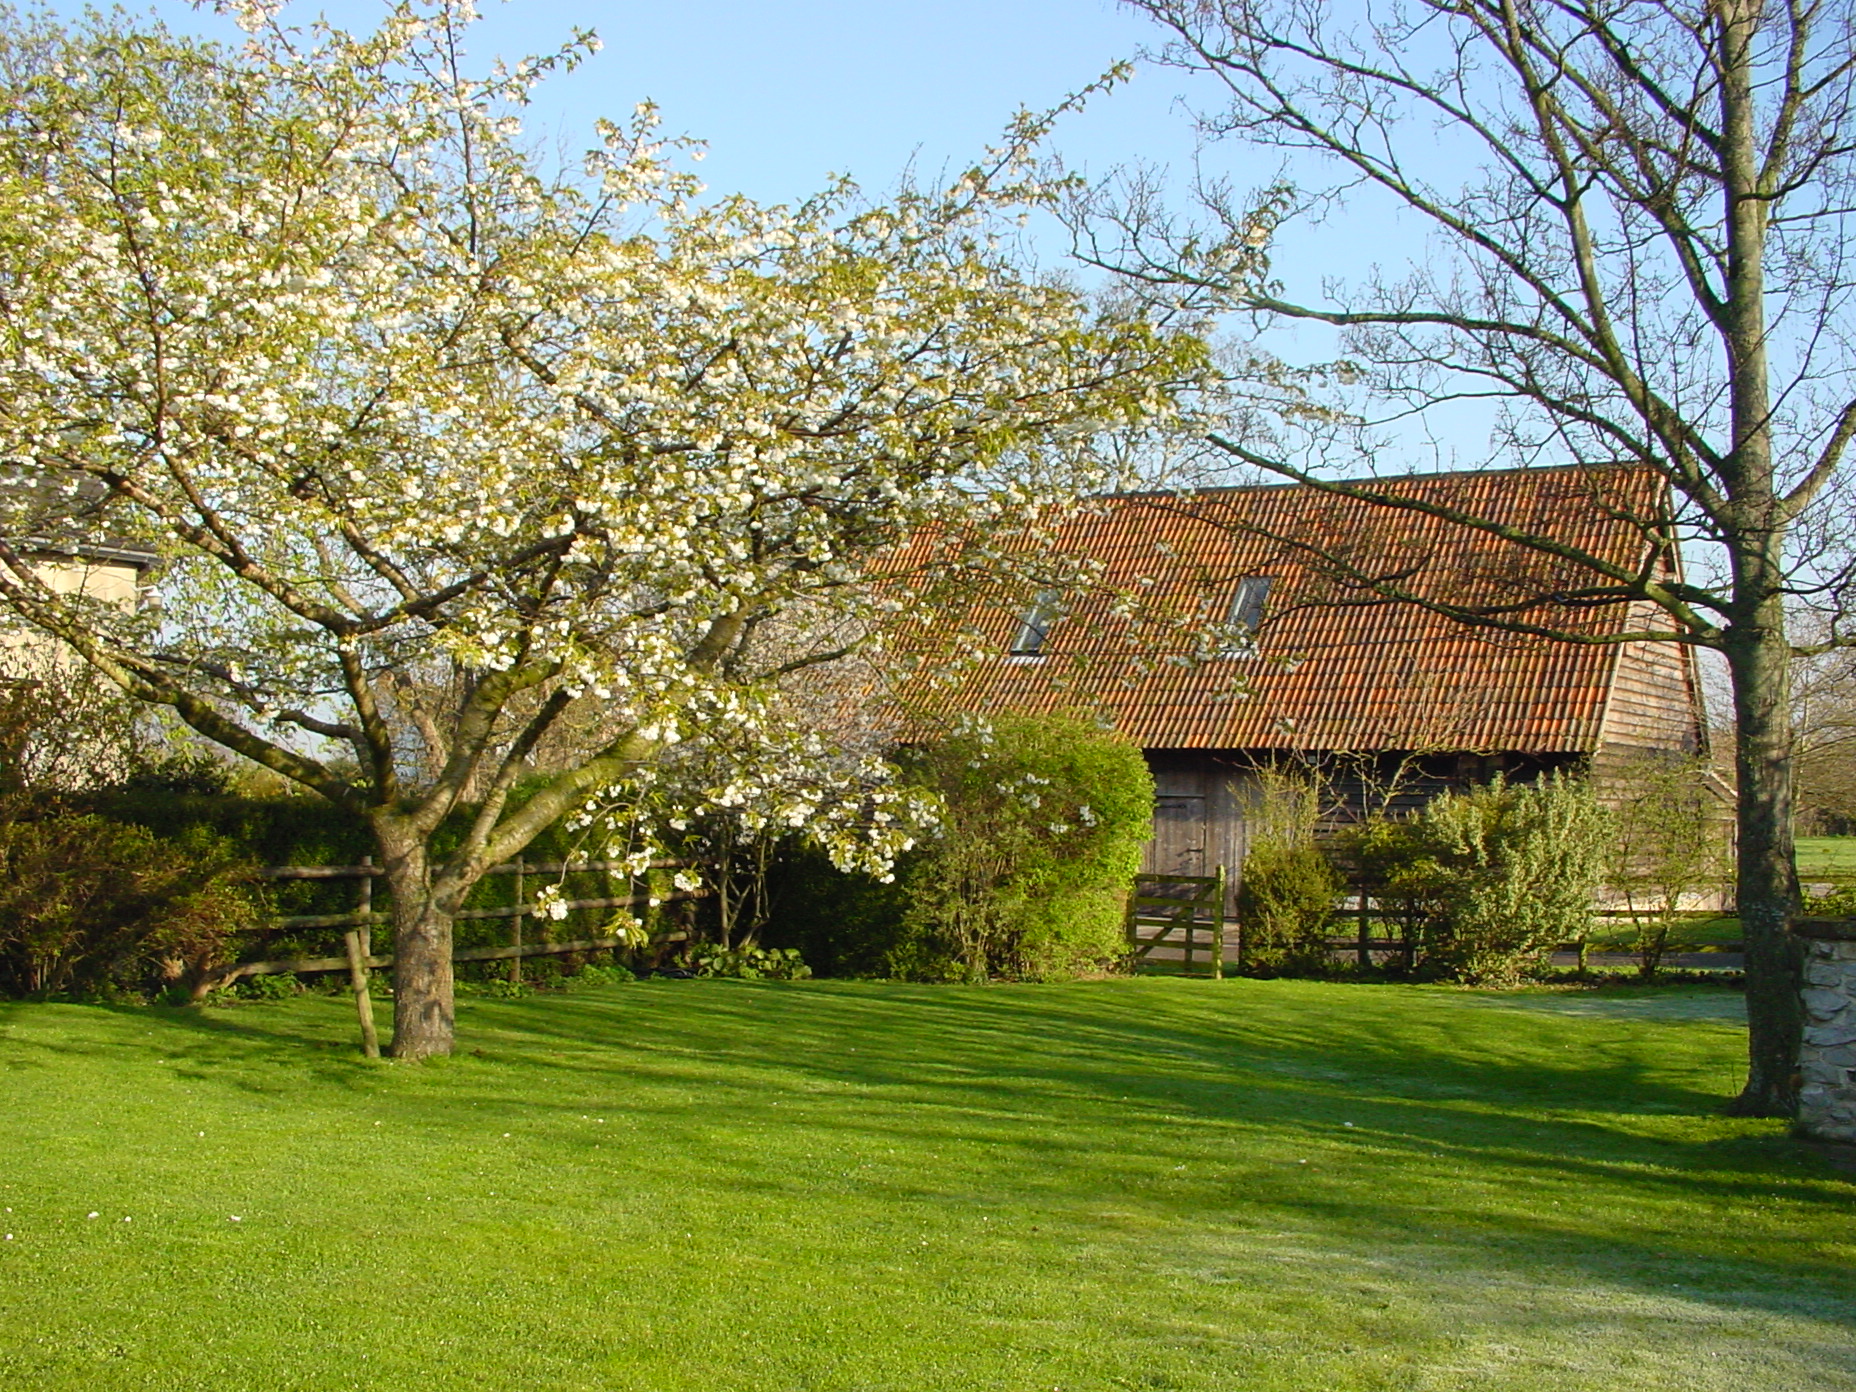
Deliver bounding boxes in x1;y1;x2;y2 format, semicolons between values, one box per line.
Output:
1799;836;1856;885
2;978;1852;1390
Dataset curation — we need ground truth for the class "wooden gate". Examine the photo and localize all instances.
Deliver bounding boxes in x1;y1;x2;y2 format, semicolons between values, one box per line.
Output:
1126;868;1227;978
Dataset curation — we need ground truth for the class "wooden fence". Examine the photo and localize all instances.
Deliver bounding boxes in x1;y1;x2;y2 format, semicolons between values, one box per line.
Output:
1128;869;1736;978
1326;896;1737;966
1126;870;1227;978
237;857;703;977
208;858;706;1056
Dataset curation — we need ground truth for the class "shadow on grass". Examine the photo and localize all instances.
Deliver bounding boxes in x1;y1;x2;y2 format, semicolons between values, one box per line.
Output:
1;998;389;1097
484;981;1856;1320
15;979;1853;1334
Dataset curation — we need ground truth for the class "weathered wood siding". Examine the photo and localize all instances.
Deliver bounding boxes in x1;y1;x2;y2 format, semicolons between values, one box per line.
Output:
1142;752;1261;914
1137;748;1591;908
1593;604;1706;763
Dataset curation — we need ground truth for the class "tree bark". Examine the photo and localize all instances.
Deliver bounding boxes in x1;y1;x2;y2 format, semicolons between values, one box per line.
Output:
372;820;459;1061
1725;618;1803;1116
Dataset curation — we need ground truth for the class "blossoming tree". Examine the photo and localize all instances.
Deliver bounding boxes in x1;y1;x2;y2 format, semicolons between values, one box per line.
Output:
0;2;1204;1055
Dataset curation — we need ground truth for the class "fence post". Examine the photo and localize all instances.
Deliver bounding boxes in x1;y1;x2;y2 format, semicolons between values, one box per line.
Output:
1211;866;1226;981
510;859;526;984
1356;890;1372;969
345;857;381;1058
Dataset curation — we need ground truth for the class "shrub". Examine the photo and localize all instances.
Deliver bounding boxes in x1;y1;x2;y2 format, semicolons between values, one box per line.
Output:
0;656;144;800
892;712;1154;982
1237;838;1343;974
115;749;242;797
689;944;812;980
1232;770;1341;974
1605;757;1731;977
83;787;651;965
1807;884;1856;917
458;977;533;999
242;971;298;1001
0;815;266;998
756;841;915;977
564;962;637;991
1334;815;1438;973
1356;773;1609;985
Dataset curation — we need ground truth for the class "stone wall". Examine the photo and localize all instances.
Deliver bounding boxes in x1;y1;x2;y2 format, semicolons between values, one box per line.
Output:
1797;918;1856;1143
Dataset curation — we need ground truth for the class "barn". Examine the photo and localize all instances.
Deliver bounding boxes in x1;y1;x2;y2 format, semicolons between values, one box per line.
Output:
916;463;1712;898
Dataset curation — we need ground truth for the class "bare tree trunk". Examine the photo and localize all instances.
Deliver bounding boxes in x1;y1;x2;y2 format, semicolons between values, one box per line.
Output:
372;820;458;1061
1725;619;1803;1117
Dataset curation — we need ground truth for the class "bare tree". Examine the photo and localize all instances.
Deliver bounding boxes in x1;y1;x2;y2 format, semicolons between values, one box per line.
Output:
1075;0;1856;1115
1605;754;1732;975
1790;640;1856;833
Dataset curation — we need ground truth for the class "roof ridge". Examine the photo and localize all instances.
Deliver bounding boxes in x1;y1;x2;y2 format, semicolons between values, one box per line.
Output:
1100;459;1652;502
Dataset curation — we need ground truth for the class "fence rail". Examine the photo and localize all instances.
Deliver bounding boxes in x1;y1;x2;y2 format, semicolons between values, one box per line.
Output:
1328;896;1739;961
1127;869;1227;979
262;859;678;881
217;854;710;1055
214;857;702;987
218;934;671;983
1128;876;1740;977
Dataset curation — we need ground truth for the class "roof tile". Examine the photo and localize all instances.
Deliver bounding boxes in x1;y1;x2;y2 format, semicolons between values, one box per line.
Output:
905;464;1677;754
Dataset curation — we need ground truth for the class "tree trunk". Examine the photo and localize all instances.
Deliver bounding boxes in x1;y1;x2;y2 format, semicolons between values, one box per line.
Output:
1725;622;1803;1117
372;821;458;1061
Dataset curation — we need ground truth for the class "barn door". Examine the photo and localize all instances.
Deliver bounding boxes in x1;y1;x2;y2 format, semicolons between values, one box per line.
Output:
1147;792;1208;877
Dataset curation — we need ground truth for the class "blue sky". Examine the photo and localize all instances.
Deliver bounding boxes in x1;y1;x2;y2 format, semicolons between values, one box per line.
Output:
136;1;1212;209
72;1;1456;457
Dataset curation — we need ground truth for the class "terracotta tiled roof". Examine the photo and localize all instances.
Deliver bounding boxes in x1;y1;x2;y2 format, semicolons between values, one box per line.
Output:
904;463;1687;754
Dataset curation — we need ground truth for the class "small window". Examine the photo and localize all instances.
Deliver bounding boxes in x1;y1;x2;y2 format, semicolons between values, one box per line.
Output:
1220;576;1272;655
1009;590;1060;657
1229;576;1272;631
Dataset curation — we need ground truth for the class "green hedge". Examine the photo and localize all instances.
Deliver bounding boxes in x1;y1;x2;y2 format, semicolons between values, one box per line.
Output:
890;712;1154;981
1337;772;1609;985
756;841;915;977
77;790;643;967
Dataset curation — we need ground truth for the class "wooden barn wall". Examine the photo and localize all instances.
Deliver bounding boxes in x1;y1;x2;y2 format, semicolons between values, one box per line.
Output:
1143;752;1255;878
1138;749;1589;910
1593;604;1706;759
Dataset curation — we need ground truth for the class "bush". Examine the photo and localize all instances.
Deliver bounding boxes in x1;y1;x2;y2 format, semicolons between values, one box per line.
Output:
564;961;637;990
1605;757;1731;977
242;971;298;1001
1345;773;1609;985
1237;838;1343;974
1231;770;1341;974
0;656;144;799
689;944;811;980
458;976;533;999
1336;815;1436;973
891;713;1154;982
756;841;915;977
84;786;643;964
1807;884;1856;917
115;749;243;797
0;814;266;999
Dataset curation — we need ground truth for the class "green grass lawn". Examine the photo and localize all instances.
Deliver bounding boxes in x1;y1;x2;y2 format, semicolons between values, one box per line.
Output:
1580;914;1745;953
1799;836;1856;885
2;979;1852;1391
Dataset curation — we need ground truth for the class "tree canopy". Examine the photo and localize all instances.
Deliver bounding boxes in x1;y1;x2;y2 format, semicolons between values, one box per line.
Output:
0;0;1205;1055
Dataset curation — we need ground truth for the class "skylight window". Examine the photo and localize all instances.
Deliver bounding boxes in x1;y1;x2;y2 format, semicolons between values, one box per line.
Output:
1229;576;1272;632
1220;576;1272;655
1009;590;1060;657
